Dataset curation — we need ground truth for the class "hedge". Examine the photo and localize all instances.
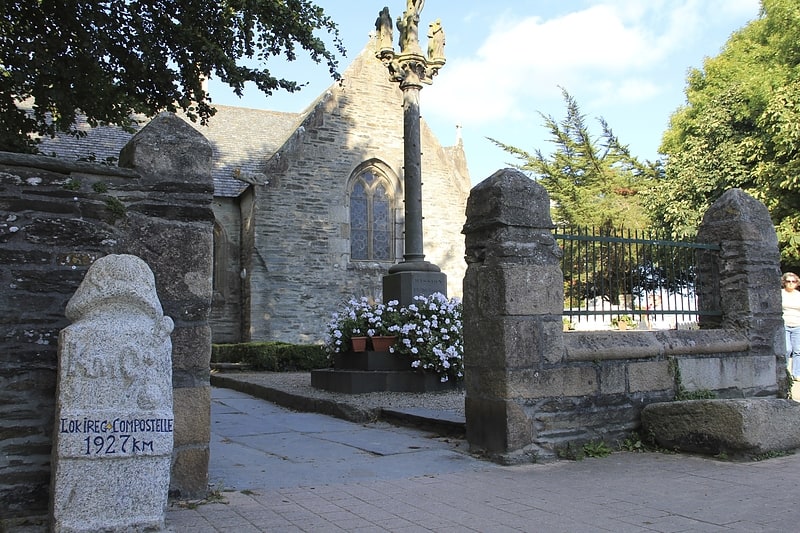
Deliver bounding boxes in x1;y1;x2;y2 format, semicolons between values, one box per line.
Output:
211;341;330;371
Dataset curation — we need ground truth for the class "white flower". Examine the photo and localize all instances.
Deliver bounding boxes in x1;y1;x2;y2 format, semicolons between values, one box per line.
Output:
329;293;463;382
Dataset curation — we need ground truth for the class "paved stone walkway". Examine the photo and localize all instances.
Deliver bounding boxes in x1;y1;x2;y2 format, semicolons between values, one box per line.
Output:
166;386;800;532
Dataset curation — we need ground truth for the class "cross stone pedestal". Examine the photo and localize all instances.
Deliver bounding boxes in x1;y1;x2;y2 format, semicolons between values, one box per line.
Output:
311;349;456;393
383;270;447;306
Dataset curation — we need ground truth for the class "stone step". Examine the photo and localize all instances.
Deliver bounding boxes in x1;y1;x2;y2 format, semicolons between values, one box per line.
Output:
211;362;252;371
642;398;800;457
333;350;412;371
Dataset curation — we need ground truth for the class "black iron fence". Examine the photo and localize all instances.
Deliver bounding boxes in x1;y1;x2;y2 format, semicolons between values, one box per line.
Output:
555;227;721;330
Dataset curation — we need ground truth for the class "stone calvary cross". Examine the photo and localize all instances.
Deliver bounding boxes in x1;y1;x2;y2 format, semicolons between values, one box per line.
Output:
375;1;449;305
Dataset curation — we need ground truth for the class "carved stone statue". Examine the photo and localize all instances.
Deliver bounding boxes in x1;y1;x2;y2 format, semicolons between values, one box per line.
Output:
397;0;425;54
427;18;445;62
375;1;444;85
375;6;393;53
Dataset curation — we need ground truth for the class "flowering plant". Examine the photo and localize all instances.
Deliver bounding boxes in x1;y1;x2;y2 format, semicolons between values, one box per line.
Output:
390;293;463;383
324;293;464;383
324;297;401;353
370;299;402;337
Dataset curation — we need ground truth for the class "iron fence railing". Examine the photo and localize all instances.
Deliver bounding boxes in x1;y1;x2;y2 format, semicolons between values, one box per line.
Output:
555;227;721;329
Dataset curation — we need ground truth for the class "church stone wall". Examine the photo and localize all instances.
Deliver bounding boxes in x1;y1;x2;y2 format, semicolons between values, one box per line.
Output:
0;113;214;525
420;120;472;298
247;41;470;343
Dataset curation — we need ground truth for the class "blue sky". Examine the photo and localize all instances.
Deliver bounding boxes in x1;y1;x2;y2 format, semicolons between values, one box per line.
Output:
208;0;761;184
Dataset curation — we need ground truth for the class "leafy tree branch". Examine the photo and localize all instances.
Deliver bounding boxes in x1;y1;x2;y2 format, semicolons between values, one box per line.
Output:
0;0;344;152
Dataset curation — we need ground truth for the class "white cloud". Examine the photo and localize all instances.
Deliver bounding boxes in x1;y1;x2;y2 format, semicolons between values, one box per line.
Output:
425;0;759;129
426;6;658;126
588;78;663;110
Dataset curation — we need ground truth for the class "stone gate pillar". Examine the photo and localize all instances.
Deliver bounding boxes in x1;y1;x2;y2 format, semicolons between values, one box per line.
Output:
461;169;564;461
119;113;214;497
696;188;785;388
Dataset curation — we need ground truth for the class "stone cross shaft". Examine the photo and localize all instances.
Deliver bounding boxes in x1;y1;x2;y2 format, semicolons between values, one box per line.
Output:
376;1;445;273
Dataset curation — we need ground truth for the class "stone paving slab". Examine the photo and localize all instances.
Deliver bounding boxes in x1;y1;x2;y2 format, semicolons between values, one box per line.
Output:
204;387;474;492
166;386;800;532
210;371;466;430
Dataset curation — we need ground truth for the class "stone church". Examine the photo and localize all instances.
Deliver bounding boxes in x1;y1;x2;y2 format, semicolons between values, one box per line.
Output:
39;36;471;344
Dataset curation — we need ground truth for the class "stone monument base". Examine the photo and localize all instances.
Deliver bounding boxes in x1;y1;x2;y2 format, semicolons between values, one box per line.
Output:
311;350;456;394
383;270;447;306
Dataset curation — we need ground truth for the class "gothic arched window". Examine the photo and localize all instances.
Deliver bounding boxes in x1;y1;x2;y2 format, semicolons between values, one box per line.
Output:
212;222;227;297
350;168;394;261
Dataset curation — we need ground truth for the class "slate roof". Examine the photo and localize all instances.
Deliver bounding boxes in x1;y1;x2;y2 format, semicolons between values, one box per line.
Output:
30;43;469;198
186;105;303;197
35;105;303;198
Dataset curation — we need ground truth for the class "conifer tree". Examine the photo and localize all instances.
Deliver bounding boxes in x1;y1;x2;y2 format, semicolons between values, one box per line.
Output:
490;88;657;231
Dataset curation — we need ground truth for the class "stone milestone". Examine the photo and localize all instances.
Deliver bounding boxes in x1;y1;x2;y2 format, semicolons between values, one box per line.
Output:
50;254;174;532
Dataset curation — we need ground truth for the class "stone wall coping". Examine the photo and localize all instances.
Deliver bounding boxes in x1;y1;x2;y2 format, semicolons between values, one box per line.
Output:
0;150;140;179
564;329;749;362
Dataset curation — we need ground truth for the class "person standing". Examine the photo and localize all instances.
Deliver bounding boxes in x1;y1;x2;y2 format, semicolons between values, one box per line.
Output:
781;272;800;380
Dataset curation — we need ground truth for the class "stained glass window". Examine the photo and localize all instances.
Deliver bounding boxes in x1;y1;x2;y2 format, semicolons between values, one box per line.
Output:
350;168;393;261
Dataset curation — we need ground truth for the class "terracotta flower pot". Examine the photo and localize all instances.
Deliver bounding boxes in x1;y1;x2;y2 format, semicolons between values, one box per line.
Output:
370;335;397;352
351;336;368;352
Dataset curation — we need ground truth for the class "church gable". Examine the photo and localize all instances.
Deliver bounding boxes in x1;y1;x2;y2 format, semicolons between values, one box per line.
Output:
244;36;470;343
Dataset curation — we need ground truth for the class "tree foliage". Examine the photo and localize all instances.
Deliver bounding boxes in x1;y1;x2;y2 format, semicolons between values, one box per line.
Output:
490;88;658;231
651;0;800;267
0;0;344;153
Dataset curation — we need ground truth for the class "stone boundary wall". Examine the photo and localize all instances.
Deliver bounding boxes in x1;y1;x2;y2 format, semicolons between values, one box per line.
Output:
0;113;214;524
462;169;785;463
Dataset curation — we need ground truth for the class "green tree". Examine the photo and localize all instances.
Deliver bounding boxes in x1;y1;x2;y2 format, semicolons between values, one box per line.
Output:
0;0;344;153
652;0;800;267
490;88;657;231
490;89;661;308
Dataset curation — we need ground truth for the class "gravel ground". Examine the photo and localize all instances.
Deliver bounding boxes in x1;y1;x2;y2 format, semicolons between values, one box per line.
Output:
212;371;466;416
